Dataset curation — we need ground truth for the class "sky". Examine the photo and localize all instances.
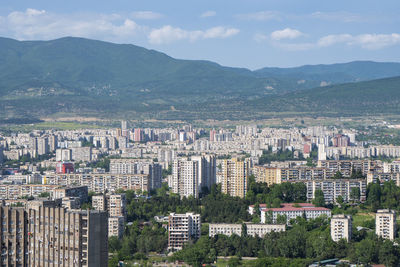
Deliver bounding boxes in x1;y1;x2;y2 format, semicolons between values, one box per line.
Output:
0;0;399;69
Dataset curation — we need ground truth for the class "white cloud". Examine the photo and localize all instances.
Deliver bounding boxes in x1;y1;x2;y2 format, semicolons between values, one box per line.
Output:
148;25;239;44
317;34;353;47
270;32;400;51
353;33;400;49
131;11;163;20
200;11;216;18
236;11;281;21
311;11;363;23
0;8;143;41
270;28;303;41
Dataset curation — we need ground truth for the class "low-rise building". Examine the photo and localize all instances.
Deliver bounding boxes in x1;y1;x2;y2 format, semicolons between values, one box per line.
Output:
260;203;331;224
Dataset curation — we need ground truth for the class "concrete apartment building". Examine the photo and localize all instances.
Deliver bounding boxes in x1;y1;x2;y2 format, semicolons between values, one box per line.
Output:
108;216;125;239
209;223;285;238
305;179;366;203
331;214;352;242
170;156;216;198
109;159;162;191
259;203;331;224
220;158;249;198
376;209;396;240
171;159;199;198
168;213;200;250
209;223;242;237
252;166;281;185
52;186;89;204
92;193;126;238
0;204;108;267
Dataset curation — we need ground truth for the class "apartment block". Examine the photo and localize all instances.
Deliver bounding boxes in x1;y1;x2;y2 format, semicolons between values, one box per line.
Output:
209;223;242;237
43;173;150;193
252;166;281;185
92;194;107;211
220;158;249;198
331;214;352;242
108;216;125;239
109;159;162;190
0;205;108;267
191;155;217;190
52;186;88;204
108;194;126;218
260;203;331;224
305;179;366;203
246;223;286;237
171;159;199;198
168;213;200;250
209;223;285;238
376;209;396;240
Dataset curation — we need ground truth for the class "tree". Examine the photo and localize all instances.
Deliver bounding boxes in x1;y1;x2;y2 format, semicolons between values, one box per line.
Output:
276;214;287;225
379;239;399;267
366;182;382;211
334;171;343;179
312;189;325;207
350;187;361;203
227;256;241;267
352;238;377;264
109;236;122;252
336;195;344;207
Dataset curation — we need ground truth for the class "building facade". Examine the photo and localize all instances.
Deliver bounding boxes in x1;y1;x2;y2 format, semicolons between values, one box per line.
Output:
330;214;352;242
168;213;200;250
376;209;396;240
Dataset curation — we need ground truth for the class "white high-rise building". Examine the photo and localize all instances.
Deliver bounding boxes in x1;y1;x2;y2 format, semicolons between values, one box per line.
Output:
318;144;327;161
376;209;396;240
56;148;72;161
191;155;216;190
331;214;352;242
171;159;199;198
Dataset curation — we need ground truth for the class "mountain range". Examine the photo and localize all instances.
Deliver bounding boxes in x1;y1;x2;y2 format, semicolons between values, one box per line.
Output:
0;36;400;121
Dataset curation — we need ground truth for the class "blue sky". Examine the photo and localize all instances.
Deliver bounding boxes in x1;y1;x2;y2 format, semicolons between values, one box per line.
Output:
0;0;399;69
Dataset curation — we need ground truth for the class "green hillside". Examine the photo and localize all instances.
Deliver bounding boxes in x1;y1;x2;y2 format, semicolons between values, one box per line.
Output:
1;36;400;121
251;76;400;116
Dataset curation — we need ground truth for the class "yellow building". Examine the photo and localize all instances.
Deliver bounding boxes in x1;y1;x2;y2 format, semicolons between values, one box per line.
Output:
252;166;281;185
220;158;249;198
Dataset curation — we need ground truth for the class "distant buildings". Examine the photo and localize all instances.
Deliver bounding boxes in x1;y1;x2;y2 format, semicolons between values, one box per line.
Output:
376;209;396;240
56;161;74;174
331;214;352;242
168;212;200;250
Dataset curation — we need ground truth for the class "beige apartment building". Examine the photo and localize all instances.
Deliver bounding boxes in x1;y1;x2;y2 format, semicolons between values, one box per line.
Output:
220;158;249;198
376;209;396;240
330;214;352;242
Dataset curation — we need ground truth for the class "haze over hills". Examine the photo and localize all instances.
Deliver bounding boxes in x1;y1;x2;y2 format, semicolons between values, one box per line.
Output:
0;36;400;121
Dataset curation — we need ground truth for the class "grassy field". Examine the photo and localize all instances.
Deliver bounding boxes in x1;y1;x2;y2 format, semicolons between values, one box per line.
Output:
352;212;375;227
